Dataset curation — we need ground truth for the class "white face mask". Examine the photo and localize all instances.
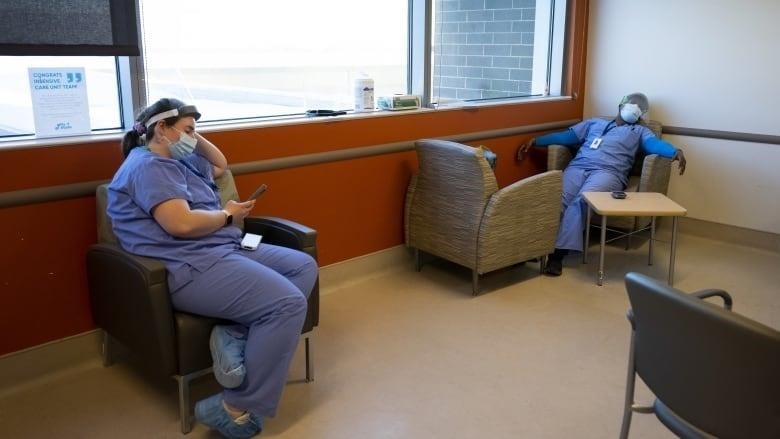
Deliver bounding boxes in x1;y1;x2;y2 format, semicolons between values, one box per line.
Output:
167;128;198;160
620;103;643;124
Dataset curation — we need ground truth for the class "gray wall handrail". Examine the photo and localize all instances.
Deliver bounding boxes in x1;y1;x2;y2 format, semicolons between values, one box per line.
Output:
1;119;578;209
4;121;778;209
231;120;579;175
663;126;780;145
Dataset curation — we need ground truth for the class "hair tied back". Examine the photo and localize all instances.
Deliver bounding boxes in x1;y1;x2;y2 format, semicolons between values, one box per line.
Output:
133;121;147;135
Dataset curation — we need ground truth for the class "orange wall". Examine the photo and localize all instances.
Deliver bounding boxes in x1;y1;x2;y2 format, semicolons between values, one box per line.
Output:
0;0;589;355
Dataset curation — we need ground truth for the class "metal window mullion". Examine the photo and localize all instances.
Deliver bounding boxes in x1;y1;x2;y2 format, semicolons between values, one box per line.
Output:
409;0;433;108
118;0;148;130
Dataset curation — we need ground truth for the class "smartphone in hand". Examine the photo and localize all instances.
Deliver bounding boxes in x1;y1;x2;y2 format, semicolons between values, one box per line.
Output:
246;184;268;201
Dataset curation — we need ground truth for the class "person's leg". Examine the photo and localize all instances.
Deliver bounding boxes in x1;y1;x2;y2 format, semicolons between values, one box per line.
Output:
241;243;318;301
171;250;309;425
556;169;623;252
546;169;623;275
560;167;586;215
208;244;319;388
544;168;585;275
210;243;318;335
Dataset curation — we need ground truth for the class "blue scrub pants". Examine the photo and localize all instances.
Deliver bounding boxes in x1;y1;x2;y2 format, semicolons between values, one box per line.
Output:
556;167;624;252
169;243;318;418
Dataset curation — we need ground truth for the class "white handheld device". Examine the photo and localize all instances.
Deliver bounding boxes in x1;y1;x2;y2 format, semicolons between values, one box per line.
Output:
240;233;262;250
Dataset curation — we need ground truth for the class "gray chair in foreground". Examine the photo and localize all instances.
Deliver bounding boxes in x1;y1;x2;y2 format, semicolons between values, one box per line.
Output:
86;170;319;434
405;139;562;295
621;272;780;438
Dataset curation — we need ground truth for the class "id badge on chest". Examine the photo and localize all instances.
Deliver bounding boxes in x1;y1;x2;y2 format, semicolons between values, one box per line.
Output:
589;137;603;149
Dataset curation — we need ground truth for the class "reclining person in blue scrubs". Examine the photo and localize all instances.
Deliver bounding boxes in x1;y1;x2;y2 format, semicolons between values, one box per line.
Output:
108;98;318;438
517;92;687;276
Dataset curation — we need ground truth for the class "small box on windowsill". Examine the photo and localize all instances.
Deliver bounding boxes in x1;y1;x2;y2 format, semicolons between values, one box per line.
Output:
378;95;420;111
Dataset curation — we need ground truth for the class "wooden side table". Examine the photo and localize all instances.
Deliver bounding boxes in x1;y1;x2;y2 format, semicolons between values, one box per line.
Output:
582;192;687;286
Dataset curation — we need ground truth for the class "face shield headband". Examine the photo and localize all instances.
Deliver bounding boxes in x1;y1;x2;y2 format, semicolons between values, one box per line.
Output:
145;105;201;131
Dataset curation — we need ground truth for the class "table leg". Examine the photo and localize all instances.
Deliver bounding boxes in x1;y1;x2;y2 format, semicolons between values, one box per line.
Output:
584;205;592;264
669;216;679;285
648;217;656;266
598;214;607;286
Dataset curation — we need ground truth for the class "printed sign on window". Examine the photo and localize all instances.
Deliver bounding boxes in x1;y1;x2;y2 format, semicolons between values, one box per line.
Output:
28;67;91;138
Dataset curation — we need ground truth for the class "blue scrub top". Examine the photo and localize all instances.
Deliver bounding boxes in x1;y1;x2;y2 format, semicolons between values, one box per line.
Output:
107;147;242;285
568;118;656;182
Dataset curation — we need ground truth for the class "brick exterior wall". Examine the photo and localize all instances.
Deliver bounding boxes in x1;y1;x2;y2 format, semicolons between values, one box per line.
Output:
434;0;537;102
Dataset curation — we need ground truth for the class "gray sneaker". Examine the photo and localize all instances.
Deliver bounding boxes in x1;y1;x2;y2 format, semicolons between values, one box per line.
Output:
210;325;247;388
195;393;262;439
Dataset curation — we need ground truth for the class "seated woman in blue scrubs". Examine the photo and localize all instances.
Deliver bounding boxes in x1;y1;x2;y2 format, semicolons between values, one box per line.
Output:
107;98;318;438
517;92;687;276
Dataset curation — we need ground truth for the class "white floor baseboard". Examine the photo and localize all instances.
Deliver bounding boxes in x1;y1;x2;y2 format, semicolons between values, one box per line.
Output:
319;245;410;295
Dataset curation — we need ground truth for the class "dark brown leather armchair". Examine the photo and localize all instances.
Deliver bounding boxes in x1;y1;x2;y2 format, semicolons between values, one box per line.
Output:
86;170;319;434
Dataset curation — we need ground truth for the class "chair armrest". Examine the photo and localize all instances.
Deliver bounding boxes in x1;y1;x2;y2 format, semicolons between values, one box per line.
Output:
244;216;317;259
547;145;574;171
628;289;733;332
628;290;734;332
86;243;178;374
637;154;672;193
691;289;733;310
478;170;563;266
483;170;562;231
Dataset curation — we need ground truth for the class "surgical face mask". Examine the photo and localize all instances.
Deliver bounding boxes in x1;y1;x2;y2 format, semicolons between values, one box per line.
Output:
620;103;643;124
167;128;198;160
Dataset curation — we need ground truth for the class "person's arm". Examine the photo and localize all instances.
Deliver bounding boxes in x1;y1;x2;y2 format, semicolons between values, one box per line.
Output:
518;129;580;154
643;137;687;175
536;129;581;146
152;198;255;239
194;132;228;178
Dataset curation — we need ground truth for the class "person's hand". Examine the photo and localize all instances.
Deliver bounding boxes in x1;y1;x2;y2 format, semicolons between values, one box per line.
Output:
516;138;536;161
224;199;256;222
673;149;687;175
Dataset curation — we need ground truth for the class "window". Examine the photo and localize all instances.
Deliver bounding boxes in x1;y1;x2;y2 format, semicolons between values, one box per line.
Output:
0;0;569;140
431;0;567;105
139;0;409;123
0;56;121;137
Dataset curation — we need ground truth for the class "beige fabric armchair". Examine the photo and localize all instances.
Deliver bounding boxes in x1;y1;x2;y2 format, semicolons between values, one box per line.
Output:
547;119;672;242
404;139;562;294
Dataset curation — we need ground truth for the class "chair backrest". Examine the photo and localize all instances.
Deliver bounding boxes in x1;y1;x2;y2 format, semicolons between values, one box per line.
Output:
625;272;780;438
630;119;662;177
95;169;242;244
406;139;498;264
96;184;119;245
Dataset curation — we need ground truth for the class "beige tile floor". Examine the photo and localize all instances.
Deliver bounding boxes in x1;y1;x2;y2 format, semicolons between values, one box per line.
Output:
0;231;777;438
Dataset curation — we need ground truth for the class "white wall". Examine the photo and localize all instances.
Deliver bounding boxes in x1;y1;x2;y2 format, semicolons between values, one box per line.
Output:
584;0;780;234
